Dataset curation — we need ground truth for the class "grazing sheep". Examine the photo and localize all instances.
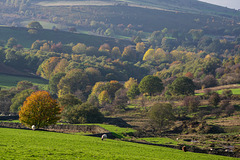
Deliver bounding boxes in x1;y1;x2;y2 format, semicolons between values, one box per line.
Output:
101;134;107;140
32;125;36;131
182;146;187;152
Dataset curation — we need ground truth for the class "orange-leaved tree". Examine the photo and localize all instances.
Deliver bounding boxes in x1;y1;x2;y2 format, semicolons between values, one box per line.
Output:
19;91;61;129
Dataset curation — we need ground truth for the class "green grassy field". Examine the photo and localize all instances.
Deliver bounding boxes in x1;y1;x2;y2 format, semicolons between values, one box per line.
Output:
0;127;237;160
196;88;240;96
21;20;63;30
138;137;179;146
0;26;131;49
217;88;240;95
78;123;136;138
0;74;48;90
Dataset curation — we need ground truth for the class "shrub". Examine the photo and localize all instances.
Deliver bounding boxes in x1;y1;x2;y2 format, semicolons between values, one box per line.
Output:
222;89;233;99
113;88;129;111
202;75;218;88
225;105;235;116
148;103;175;131
208;92;221;106
183;96;200;112
62;102;104;124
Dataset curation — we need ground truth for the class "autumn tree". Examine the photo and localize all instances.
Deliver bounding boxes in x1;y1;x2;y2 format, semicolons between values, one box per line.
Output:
98;90;111;105
143;49;155;61
53;58;69;75
57;69;89;97
37;57;61;79
136;42;145;53
19;91;61;129
122;46;136;61
85;67;102;85
111;46;121;59
6;37;17;48
72;43;86;54
124;77;138;90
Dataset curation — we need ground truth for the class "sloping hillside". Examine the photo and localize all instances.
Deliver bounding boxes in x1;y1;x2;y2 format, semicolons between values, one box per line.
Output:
0;26;132;48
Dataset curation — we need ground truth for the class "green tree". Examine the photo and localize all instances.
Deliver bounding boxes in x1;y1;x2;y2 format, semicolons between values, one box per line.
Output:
139;75;163;96
149;103;175;130
72;43;86;54
49;72;66;95
161;37;177;51
169;77;195;96
27;21;43;29
58;94;82;109
57;69;89;97
98;90;111;105
10;89;34;113
127;83;140;99
19;91;61;129
62;102;104;124
16;81;33;90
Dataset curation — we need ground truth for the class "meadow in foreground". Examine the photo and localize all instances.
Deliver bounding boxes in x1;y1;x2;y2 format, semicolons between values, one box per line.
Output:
0;128;237;160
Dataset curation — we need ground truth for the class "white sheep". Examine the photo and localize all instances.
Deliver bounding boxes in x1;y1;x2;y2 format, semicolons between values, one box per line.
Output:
101;134;107;140
32;125;36;131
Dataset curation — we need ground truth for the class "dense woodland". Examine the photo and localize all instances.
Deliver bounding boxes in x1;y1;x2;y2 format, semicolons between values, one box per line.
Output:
0;21;239;122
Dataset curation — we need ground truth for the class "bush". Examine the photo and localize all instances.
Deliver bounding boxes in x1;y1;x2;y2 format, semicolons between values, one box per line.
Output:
202;75;218;88
225;105;235;116
62;102;104;124
183;96;200;112
222;89;233;99
113;88;129;111
208;92;221;106
148;103;175;131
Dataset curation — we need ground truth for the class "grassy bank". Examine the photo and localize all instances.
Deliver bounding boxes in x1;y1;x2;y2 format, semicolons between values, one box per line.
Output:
0;128;237;160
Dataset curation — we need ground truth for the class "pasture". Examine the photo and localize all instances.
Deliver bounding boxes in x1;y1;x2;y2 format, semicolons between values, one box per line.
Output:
0;74;48;90
0;127;237;160
0;26;131;49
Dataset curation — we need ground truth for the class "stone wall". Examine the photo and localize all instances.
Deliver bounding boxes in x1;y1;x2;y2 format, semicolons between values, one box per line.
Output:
0;122;109;134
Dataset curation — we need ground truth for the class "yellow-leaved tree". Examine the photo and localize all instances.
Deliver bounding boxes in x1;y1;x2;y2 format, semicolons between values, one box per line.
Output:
19;91;61;129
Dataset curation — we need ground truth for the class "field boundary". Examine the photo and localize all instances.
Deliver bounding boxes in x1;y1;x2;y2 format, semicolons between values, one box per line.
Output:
195;84;240;94
0;122;109;134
